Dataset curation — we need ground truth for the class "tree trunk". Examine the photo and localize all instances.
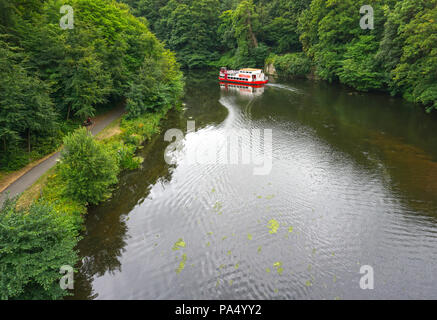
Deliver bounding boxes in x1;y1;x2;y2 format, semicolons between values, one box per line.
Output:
247;9;258;48
66;103;71;121
28;128;31;156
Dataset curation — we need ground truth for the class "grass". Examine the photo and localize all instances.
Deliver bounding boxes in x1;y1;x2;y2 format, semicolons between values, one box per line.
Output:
96;116;122;141
15;167;55;211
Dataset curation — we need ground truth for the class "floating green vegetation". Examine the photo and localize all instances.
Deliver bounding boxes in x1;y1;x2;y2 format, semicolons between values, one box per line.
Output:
172;238;186;251
308;264;312;271
247;234;253;240
207;232;213;236
216;280;220;287
274;288;279;293
235;263;239;269
312;248;316;254
222;236;227;241
257;246;262;253
265;194;275;200
267;219;280;234
273;262;284;275
213;201;223;211
266;268;271;273
229;280;234;286
176;254;187;274
305;280;312;287
206;242;211;247
219;264;225;269
288;226;293;233
257;196;262;199
211;188;216;193
227;250;232;256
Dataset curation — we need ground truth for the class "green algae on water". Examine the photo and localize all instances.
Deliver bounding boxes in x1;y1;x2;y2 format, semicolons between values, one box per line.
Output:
247;233;253;240
213;201;223;211
273;262;283;275
267;219;280;234
176;254;187;274
172;238;186;251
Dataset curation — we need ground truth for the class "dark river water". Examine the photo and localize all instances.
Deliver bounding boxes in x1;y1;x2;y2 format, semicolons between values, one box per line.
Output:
72;71;437;300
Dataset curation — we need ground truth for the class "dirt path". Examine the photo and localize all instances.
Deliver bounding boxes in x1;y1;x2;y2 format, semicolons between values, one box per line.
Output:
0;106;125;207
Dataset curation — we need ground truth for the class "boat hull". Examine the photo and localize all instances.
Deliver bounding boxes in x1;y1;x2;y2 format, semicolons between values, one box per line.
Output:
218;77;268;85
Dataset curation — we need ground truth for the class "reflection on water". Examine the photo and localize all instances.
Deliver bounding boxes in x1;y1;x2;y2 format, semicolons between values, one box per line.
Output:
72;72;437;300
220;82;265;96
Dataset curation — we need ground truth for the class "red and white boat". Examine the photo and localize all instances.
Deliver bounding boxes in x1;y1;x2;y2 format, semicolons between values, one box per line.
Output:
219;67;269;85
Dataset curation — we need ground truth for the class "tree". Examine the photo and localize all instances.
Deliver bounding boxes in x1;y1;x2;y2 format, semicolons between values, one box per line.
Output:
59;128;119;205
0;198;79;300
390;0;437;111
0;38;57;167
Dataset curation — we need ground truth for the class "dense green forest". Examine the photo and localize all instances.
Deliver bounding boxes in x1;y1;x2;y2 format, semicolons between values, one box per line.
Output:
0;0;183;172
121;0;436;111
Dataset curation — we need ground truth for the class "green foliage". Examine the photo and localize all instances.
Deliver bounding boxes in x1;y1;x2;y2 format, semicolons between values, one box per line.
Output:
58;128;119;205
0;38;57;169
109;141;144;170
270;52;312;79
338;35;385;91
0;198;79;300
389;0;437;111
122;0;310;69
126;53;184;118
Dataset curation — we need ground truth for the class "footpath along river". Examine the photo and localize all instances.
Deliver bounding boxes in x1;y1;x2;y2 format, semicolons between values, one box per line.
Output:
72;71;437;299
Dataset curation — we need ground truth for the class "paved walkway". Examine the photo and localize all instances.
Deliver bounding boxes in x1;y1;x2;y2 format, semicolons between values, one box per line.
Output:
0;106;125;206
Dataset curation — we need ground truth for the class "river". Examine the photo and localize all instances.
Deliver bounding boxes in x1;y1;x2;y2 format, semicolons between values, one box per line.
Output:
72;71;437;300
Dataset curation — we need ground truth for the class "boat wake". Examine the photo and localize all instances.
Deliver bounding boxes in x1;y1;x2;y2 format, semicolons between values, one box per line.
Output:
267;83;301;93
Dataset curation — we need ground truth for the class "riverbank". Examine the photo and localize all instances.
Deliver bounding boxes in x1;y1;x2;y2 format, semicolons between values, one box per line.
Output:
264;51;435;112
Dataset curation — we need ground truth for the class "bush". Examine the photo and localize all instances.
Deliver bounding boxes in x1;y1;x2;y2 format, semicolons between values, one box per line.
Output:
0;198;79;300
271;52;312;78
108;141;143;170
58;128;119;205
338;36;385;91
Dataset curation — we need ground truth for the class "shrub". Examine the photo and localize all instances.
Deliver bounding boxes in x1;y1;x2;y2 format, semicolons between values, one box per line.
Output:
271;52;312;78
58;128;119;205
0;198;79;300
